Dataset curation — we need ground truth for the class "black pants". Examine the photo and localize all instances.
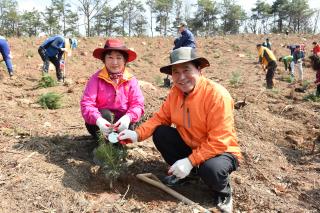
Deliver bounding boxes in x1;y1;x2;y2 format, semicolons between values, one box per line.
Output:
317;85;320;97
153;125;238;197
266;61;277;89
38;47;63;80
85;109;135;139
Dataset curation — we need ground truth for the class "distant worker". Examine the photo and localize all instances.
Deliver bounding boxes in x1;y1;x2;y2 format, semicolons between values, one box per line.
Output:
173;21;196;50
309;55;320;96
262;38;272;50
287;44;298;56
256;44;277;89
291;45;305;82
285;30;289;36
312;41;320;56
279;55;293;73
38;35;78;82
0;36;14;77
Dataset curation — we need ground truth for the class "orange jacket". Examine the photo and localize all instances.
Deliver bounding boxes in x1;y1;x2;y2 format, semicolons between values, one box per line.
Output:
136;76;241;166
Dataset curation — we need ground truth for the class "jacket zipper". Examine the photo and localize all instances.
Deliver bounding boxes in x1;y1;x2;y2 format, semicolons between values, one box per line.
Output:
187;108;190;128
181;93;187;127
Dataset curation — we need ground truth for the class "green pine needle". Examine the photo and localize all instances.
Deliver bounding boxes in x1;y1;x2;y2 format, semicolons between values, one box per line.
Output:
94;132;128;180
38;92;63;109
38;74;57;88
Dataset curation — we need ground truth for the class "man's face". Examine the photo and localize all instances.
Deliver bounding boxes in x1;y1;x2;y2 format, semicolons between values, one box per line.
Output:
104;51;126;73
171;62;201;94
178;26;184;33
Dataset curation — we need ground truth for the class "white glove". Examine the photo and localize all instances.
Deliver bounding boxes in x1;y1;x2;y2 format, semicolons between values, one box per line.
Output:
114;114;131;132
168;158;193;179
60;48;66;51
118;129;138;143
96;117;112;136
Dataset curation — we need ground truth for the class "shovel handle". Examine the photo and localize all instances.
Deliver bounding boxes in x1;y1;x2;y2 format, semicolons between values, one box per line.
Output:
136;173;209;212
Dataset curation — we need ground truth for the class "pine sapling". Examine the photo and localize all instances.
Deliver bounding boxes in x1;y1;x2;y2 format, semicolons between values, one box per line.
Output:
38;74;57;88
93;132;128;188
38;92;63;109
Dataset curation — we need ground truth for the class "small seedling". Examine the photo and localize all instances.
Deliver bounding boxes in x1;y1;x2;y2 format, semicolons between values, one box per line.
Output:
231;44;240;51
281;75;294;83
38;92;63;109
37;74;56;88
93;132;128;188
303;93;320;102
25;50;34;58
229;71;241;87
270;87;280;94
301;80;310;90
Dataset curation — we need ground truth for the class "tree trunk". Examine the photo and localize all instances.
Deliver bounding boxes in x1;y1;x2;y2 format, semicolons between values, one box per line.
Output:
313;10;320;34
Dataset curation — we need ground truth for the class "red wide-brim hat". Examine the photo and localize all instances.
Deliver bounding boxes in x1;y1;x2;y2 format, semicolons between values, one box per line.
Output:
93;38;137;62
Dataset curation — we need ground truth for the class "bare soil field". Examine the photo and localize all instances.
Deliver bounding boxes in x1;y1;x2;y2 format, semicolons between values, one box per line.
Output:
0;35;319;212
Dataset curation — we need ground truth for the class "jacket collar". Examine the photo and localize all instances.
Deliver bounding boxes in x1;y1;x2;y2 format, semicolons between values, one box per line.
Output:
98;66;133;85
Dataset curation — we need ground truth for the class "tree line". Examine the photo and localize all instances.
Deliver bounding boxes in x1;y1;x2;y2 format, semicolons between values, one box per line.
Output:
0;0;318;37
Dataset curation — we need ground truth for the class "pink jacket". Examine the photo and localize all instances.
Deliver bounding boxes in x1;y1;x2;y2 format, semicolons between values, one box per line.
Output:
80;67;144;125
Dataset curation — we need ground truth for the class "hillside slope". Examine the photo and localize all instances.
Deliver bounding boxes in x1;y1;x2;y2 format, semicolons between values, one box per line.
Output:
0;35;319;212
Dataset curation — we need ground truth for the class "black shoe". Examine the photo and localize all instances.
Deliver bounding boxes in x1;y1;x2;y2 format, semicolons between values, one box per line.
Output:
214;193;233;213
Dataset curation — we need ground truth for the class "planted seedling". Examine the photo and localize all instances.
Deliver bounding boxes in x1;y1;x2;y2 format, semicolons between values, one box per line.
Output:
93;132;128;188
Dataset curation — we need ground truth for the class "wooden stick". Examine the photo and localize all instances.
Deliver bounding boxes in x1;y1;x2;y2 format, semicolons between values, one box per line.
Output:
136;173;209;213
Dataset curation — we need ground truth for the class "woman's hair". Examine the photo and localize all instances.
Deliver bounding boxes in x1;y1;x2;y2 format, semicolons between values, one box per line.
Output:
279;57;283;62
102;50;129;62
309;55;320;70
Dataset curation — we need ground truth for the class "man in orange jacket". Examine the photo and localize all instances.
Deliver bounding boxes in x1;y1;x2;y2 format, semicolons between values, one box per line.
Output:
118;47;241;213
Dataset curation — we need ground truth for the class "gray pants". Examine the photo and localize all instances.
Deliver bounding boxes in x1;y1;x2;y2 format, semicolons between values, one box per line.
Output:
153;125;239;197
290;61;303;81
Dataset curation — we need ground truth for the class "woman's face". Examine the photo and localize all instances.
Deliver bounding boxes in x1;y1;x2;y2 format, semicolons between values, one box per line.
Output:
104;51;126;73
171;62;201;94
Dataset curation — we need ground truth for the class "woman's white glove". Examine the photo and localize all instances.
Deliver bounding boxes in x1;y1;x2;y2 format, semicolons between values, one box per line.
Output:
96;117;112;136
114;114;131;132
118;129;138;143
168;158;193;179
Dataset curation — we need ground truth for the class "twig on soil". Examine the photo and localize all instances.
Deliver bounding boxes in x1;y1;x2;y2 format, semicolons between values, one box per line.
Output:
17;151;37;168
279;105;293;115
119;184;130;205
66;125;83;129
253;89;265;103
0;149;24;155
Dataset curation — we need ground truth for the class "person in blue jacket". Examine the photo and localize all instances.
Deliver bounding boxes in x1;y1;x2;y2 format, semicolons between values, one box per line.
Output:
173;21;196;50
291;45;305;82
38;35;78;81
0;36;14;77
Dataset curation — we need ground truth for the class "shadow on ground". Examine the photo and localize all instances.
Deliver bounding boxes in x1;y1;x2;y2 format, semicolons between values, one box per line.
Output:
15;134;213;206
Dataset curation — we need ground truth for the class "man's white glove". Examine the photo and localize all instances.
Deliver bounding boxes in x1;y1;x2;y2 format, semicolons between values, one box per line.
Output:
114;114;131;132
60;48;66;52
118;129;138;143
168;158;193;179
96;117;112;136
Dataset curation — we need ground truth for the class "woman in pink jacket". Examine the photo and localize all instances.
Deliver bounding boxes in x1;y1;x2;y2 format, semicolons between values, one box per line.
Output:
80;38;144;140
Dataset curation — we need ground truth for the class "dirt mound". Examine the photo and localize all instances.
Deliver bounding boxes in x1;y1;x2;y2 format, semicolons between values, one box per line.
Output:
0;35;319;212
